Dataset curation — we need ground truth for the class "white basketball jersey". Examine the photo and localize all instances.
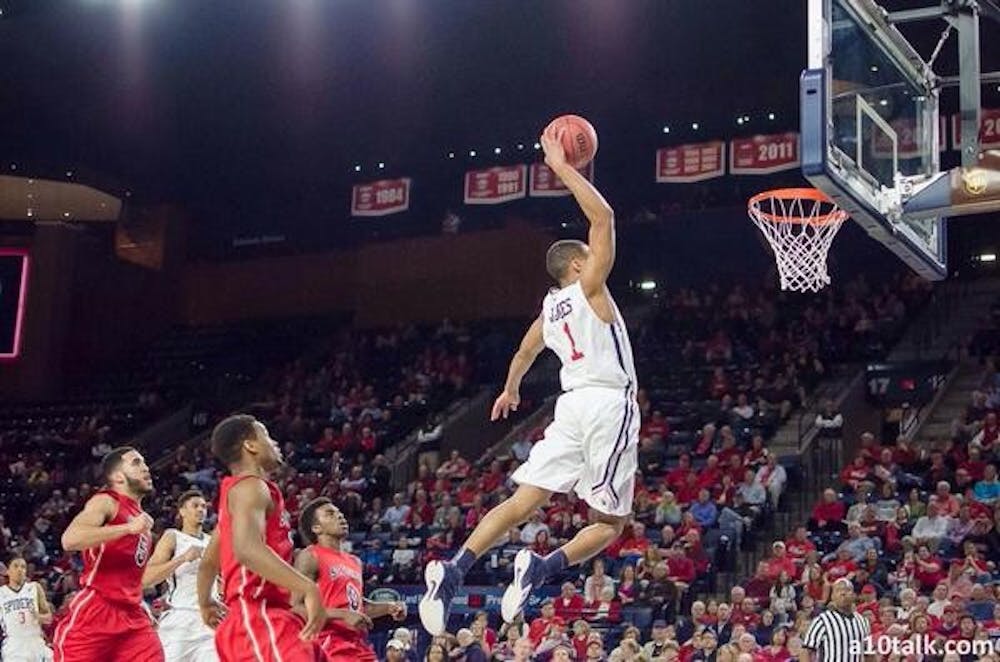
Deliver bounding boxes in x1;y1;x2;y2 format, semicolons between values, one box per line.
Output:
166;529;208;610
0;582;44;641
541;281;637;392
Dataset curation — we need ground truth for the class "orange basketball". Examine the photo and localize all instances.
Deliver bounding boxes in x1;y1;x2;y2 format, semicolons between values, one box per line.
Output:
545;114;598;169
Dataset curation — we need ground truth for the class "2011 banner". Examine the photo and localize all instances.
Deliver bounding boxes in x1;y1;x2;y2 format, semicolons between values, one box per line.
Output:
529;161;595;197
656;141;726;183
952;108;1000;150
464;165;528;205
730;133;800;175
351;178;411;217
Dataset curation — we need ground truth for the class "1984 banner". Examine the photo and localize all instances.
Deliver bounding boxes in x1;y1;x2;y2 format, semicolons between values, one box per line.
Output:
351;178;411;217
656;141;726;183
464;165;528;205
529;161;594;197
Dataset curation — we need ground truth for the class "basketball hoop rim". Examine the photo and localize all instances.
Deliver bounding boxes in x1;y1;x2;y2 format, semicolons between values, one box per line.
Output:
748;187;849;226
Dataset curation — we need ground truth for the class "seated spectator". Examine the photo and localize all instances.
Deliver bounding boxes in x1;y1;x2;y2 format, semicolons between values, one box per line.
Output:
584;586;621;624
744;436;768;470
434;494;460;529
583;558;614;603
808;488;847;534
694;424;717;457
553;583;585;622
753;628;790;662
520;511;550;545
913;546;946;592
570;621;591;661
642;620;674;661
438;450;471;480
509;434;533;463
640;562;678;621
528;601;559;646
840;455;872;493
873;482;901;522
928;481;960;518
912;502;951;549
784;526;816;566
690;490;719;528
655;491;682;526
971;411;999;452
666;454;695;492
735;470;767;516
768;571;796;622
698;455;725;490
827;522;878;563
974;463;1000;505
766;541;797;580
381;492;411;530
742;562;773;606
754;454;787;508
531;530;553;556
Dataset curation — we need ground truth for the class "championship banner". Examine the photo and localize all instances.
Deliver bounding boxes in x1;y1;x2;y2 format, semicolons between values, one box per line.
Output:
730;132;800;175
655;141;725;183
872;117;947;159
350;178;411;217
464;165;528;205
529;161;595;197
951;108;1000;150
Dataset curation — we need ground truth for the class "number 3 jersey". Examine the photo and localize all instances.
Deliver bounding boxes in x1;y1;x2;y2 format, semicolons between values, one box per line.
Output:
541;281;637;392
0;582;44;643
306;544;376;662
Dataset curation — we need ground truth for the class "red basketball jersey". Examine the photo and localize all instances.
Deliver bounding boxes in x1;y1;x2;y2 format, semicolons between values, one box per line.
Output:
79;489;153;604
218;475;295;608
310;544;376;662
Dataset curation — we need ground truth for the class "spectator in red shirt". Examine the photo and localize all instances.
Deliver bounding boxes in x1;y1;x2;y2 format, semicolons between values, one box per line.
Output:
608;522;650;560
584;586;621;624
553;583;585;622
958;445;986;481
666;455;694;491
479;459;506;493
742;562;773;606
822;547;858;582
725;454;746;484
857;432;882;465
665;544;696;592
358;426;378;453
753;628;790;662
840;455;872;492
693;424;717;457
743;435;769;470
809;488;847;534
928;481;960;518
528;602;559;645
641;411;670;440
676;474;701;507
708;367;731;399
972;411;1000;451
716;436;742;467
696;455;724;490
765;541;797;581
784;526;816;565
437;449;471;480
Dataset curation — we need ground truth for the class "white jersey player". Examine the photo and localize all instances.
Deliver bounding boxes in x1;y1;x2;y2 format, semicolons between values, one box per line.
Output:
142;491;218;662
0;557;54;662
419;123;639;636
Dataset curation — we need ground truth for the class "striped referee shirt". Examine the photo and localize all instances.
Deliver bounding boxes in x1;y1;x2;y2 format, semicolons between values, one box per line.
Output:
802;607;871;662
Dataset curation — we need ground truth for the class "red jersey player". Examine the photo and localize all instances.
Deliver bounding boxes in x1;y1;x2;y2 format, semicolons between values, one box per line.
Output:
54;446;163;662
196;414;326;662
294;498;407;662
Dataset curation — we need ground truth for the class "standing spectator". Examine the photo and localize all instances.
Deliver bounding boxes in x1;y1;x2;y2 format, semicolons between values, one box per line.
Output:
814;401;844;438
755;454;787;508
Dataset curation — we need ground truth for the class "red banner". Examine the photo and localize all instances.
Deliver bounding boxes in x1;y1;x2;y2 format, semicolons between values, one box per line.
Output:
952;109;1000;150
655;141;725;183
351;178;411;217
872;117;947;159
528;161;595;197
730;133;800;175
464;165;528;205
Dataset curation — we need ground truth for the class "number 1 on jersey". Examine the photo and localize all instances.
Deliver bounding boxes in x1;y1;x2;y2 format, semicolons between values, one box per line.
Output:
562;322;585;361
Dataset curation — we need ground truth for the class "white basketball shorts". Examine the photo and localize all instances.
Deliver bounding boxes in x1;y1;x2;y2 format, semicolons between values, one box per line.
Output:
2;638;53;662
511;386;639;516
158;608;218;662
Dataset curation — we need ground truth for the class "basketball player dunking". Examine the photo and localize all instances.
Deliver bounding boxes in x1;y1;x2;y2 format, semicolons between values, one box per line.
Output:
143;490;217;662
196;414;326;662
419;125;639;635
54;446;164;662
0;556;54;662
294;498;407;662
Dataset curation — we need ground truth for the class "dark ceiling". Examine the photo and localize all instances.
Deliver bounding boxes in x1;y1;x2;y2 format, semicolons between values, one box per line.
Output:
0;0;997;253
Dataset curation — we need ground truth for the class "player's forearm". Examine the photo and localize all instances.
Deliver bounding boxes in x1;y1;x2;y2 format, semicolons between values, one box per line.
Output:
37;611;53;625
197;550;220;607
798;649;812;662
550;162;613;226
503;350;536;393
364;601;396;619
143;557;187;588
61;523;132;551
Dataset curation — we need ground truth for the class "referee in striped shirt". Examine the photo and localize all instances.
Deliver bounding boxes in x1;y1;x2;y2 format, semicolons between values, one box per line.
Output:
799;579;873;662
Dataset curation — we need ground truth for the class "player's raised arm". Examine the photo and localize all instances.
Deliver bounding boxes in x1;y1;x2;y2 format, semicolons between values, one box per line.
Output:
540;126;615;299
61;493;150;552
364;598;407;621
229;478;326;638
142;529;201;588
491;317;545;421
197;529;224;628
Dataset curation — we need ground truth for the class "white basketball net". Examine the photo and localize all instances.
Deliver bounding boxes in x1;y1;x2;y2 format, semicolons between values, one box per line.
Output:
748;190;849;293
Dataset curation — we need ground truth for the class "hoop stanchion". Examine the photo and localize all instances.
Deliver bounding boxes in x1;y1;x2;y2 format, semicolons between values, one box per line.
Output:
747;188;849;293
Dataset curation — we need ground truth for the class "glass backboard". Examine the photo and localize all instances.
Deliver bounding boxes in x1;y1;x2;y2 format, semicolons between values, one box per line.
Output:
802;0;948;279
